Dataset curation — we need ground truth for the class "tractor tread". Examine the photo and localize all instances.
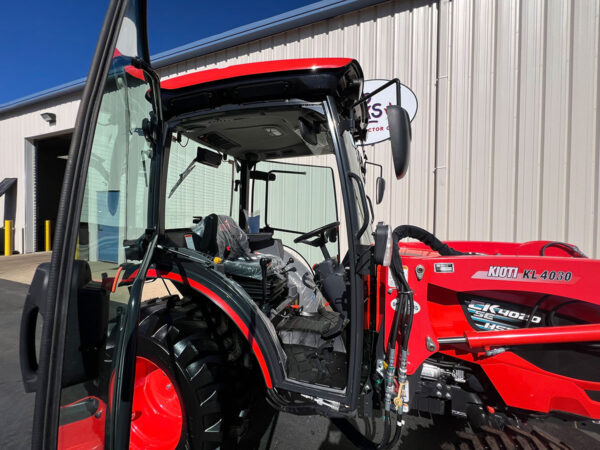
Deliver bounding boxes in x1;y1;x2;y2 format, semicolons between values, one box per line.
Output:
135;297;269;449
448;423;574;450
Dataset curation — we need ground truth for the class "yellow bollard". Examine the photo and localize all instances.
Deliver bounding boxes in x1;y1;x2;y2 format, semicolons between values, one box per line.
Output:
75;235;79;260
45;220;51;252
4;220;13;256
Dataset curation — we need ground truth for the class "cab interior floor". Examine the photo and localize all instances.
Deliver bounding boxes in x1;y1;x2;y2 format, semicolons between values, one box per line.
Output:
276;309;348;389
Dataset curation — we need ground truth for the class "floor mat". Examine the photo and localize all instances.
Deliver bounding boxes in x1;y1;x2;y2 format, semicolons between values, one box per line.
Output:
284;343;347;389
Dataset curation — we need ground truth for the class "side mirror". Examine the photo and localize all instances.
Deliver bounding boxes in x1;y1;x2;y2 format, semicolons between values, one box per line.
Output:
387;105;411;180
375;176;386;204
364;161;386;205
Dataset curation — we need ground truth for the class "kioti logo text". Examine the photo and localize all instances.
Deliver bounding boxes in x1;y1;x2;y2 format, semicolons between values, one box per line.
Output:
487;266;518;279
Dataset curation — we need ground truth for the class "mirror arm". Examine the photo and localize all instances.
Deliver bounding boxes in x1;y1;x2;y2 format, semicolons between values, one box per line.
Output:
353;78;401;108
365;161;383;178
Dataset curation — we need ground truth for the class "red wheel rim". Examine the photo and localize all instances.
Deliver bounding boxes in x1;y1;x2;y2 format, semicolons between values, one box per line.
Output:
130;356;183;449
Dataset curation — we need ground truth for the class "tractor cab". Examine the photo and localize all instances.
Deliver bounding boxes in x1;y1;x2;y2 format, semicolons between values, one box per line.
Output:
147;58;410;395
21;2;600;448
19;2;414;448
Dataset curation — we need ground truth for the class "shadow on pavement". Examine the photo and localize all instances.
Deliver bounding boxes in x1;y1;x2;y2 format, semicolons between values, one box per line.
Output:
0;279;34;450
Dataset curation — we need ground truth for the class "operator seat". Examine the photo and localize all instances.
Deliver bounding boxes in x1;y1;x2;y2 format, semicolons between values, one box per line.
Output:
313;257;349;317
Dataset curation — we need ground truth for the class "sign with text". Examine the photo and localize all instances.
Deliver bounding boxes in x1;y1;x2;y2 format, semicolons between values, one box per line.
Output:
361;79;418;145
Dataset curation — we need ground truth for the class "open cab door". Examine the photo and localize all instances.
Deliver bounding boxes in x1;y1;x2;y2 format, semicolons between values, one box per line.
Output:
19;0;162;448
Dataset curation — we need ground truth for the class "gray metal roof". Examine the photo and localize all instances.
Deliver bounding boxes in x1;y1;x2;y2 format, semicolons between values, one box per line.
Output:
0;0;386;117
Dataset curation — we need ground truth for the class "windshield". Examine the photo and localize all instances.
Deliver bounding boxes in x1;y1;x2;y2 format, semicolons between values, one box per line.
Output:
165;135;237;228
163;102;345;266
252;158;339;265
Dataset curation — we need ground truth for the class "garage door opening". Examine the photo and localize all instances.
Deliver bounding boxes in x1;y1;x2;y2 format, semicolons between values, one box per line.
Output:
34;134;71;252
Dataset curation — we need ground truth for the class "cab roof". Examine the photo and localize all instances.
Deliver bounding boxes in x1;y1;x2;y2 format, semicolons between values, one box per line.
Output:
159;58;365;121
161;58;355;90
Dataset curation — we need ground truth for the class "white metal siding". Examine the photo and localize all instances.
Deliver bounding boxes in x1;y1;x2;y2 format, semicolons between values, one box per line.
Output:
0;95;80;253
435;0;600;257
157;0;440;237
1;0;600;257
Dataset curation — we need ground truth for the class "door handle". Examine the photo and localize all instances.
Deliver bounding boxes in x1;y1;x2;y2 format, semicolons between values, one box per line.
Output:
19;263;50;393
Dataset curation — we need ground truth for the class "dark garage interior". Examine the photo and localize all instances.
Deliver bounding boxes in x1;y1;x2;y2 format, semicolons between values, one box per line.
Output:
34;133;71;252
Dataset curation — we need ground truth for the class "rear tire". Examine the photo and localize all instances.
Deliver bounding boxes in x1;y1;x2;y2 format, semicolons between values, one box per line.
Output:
132;296;271;449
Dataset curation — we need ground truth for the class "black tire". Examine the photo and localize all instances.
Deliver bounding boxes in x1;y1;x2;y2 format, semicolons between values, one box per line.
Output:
135;296;272;449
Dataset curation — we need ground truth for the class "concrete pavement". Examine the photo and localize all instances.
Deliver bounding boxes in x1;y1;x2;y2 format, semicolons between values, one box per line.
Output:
0;252;51;285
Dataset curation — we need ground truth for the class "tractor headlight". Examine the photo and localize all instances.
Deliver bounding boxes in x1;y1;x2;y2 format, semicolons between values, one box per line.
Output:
374;222;393;266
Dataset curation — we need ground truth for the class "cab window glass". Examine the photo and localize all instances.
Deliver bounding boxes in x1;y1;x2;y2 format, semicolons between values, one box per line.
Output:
252;159;338;265
165;137;236;229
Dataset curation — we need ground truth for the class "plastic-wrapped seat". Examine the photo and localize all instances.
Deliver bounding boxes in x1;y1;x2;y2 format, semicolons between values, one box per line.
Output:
192;214;251;259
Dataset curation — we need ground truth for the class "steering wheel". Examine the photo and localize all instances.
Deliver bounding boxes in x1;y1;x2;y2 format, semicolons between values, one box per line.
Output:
294;222;340;259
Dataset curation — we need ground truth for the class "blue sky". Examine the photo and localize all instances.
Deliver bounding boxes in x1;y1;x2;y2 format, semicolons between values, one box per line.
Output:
0;1;315;105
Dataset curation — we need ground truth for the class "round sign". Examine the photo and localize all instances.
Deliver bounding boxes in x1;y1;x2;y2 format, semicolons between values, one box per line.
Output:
361;79;418;146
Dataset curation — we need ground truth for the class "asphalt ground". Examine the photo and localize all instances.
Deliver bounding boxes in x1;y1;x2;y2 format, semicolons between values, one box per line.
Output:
0;278;35;449
1;253;599;449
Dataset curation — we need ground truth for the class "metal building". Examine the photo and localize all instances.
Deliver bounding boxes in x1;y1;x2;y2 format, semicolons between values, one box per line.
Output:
1;0;599;256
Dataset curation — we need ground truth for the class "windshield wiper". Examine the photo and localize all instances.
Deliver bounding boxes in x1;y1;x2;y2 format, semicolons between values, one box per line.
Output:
168;158;196;198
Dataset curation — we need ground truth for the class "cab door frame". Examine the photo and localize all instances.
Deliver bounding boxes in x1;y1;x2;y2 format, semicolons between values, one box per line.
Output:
29;1;152;448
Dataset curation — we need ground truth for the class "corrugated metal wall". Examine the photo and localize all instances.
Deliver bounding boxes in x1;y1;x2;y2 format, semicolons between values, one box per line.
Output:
1;0;599;256
158;0;440;239
0;94;80;253
159;0;600;256
435;0;600;257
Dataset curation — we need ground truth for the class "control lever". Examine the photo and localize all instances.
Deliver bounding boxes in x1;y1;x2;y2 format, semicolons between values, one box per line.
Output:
282;257;296;274
260;257;271;304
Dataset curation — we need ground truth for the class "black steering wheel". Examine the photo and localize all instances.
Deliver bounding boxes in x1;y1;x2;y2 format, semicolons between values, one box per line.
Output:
294;221;340;259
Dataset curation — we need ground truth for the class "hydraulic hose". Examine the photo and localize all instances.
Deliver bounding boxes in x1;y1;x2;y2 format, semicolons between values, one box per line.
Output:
378;291;404;449
378;412;391;449
373;226;421;449
329;226;427;449
393;224;464;256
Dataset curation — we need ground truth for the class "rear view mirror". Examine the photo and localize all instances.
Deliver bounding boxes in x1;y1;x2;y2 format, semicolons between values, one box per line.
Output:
387;105;411;179
196;145;222;168
375;177;386;204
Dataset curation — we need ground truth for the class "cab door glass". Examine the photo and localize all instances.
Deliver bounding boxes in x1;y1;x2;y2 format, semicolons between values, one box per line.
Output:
252;160;339;265
57;2;157;447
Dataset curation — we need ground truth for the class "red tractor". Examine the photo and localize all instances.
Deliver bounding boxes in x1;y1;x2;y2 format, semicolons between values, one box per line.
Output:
19;1;600;449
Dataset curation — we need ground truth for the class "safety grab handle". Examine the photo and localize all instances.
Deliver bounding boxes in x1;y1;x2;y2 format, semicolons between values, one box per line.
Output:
348;173;370;240
19;263;51;393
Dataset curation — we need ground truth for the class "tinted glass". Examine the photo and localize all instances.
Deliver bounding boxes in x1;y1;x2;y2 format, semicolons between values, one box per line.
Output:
165;137;236;229
57;4;156;446
253;159;338;265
